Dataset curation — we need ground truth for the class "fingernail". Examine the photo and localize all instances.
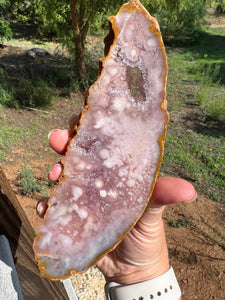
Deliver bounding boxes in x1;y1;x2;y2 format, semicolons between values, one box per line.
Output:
188;192;198;203
49;163;61;170
48;163;62;182
36;202;48;218
48;129;61;140
37;202;44;215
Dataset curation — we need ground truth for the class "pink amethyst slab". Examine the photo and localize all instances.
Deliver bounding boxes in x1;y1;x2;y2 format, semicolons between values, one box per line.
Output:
33;0;168;280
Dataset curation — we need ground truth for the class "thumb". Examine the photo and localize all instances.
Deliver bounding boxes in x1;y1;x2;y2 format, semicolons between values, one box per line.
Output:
150;176;197;207
138;176;197;226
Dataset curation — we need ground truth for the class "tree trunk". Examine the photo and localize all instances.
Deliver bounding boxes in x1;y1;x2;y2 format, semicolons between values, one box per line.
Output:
71;0;88;80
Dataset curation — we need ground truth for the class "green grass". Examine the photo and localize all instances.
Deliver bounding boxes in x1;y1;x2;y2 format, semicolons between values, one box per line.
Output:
0;103;47;161
162;131;225;202
0;117;33;160
0;66;58;109
194;63;225;121
20;165;42;196
163;19;225;202
170;217;192;228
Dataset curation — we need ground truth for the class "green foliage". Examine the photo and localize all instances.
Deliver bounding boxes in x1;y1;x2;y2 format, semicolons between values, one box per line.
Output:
20;165;42;196
196;85;225;121
162;132;225;202
0;68;18;108
0;86;18;108
15;76;57;108
4;0;206;80
0;19;12;45
7;0;125;79
162;23;225;203
207;94;225;121
216;2;225;13
0;67;57;108
7;0;124;39
36;1;71;38
146;0;205;43
5;0;44;24
195;64;225;121
170;218;192;228
0;119;31;160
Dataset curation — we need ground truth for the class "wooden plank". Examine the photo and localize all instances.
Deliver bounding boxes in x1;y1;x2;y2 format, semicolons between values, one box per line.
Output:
0;165;70;300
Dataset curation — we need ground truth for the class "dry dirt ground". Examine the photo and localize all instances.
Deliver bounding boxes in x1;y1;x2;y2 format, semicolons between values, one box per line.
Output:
1;18;225;300
1;97;225;300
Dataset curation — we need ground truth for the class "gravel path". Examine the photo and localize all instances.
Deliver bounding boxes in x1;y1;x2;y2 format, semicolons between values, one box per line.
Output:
71;267;106;300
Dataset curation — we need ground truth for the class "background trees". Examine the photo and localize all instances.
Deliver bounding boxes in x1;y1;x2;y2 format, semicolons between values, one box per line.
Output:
1;0;213;79
0;19;12;47
70;0;124;80
144;0;205;43
0;0;12;47
5;0;124;79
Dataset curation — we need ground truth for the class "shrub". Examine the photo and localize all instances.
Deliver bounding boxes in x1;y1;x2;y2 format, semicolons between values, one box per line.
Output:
20;165;42;196
195;64;225;121
0;86;18;108
207;93;225;121
196;86;225;121
0;67;57;109
0;19;12;46
216;3;225;14
14;77;57;108
170;218;192;228
146;0;205;43
0;68;19;108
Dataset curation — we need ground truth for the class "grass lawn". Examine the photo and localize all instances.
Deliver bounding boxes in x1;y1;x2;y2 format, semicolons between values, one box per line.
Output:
160;20;225;202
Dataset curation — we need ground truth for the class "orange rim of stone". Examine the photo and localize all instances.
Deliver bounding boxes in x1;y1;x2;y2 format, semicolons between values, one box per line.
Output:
33;0;169;280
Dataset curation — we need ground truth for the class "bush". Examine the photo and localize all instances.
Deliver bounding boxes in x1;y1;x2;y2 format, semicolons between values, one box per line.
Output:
0;67;57;109
0;68;18;108
14;77;57;108
216;3;225;14
0;87;18;108
0;19;12;46
207;93;225;121
146;0;205;43
20;165;42;196
195;64;225;121
196;85;225;121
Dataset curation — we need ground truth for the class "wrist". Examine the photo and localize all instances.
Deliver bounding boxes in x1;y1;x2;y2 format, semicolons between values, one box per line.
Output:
132;262;170;283
105;266;181;300
105;261;170;285
104;237;170;285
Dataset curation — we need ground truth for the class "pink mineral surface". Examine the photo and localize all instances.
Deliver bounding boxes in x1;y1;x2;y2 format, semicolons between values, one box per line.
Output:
33;0;168;280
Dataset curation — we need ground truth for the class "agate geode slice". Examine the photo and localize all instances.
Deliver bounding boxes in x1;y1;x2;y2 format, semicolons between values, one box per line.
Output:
33;0;169;280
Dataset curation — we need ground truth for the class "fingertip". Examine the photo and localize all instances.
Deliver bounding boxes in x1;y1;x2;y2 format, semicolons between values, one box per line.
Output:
36;198;49;218
151;176;197;206
48;129;70;155
48;129;61;140
48;163;63;182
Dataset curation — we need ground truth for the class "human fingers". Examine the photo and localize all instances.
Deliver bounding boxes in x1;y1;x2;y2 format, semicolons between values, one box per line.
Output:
37;163;63;218
48;129;70;155
36;197;49;218
48;163;63;182
114;176;196;252
99;177;197;282
150;176;197;207
48;114;80;155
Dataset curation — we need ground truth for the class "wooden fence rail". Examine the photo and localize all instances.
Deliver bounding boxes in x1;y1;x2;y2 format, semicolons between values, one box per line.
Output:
0;165;69;300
